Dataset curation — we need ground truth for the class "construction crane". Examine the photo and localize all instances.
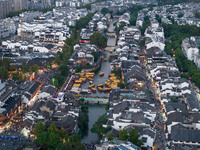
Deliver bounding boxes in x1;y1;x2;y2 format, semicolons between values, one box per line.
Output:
19;18;23;41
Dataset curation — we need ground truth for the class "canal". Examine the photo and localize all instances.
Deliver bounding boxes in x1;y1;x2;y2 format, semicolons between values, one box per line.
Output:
81;50;111;97
107;20;116;47
81;20;117;97
81;105;106;144
81;20;117;144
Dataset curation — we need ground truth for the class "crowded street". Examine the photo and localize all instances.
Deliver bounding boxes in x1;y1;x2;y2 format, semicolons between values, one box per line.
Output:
35;68;58;86
0;123;33;150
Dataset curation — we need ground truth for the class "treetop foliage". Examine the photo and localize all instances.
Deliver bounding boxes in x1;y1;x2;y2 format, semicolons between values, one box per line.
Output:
6;7;54;18
90;32;107;49
163;23;200;88
34;121;84;150
118;128;143;147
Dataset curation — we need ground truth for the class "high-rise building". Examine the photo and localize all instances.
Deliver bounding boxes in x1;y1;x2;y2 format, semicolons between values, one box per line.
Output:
41;0;51;6
41;0;55;6
0;0;13;19
13;0;28;11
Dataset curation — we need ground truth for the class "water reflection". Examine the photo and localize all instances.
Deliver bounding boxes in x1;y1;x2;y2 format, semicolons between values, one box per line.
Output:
81;105;106;144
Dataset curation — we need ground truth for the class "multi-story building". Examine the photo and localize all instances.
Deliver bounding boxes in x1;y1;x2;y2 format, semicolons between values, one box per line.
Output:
0;18;17;39
13;0;28;11
0;0;13;19
182;37;199;61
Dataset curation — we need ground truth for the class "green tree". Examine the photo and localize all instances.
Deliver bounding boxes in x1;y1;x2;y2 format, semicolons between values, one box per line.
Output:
107;133;113;141
164;41;173;56
171;98;178;102
116;22;126;36
178;13;184;18
140;16;150;35
28;65;33;74
59;128;67;140
118;129;128;141
91;114;111;138
55;55;62;65
101;7;112;15
175;57;183;72
0;66;8;79
48;132;62;148
157;0;188;5
58;65;69;77
162;22;200;88
195;11;200;19
92;51;98;62
75;65;82;73
130;13;138;26
64;135;84;150
0;58;10;69
138;38;146;47
65;29;76;46
78;112;88;135
12;72;19;81
53;73;65;88
156;14;162;23
75;13;94;30
101;7;109;15
129;128;143;147
78;105;89;136
118;81;125;89
57;143;73;150
48;123;59;134
6;7;54;18
90;32;107;49
34;121;46;136
32;64;39;73
34;121;85;149
129;5;144;26
80;98;85;103
22;62;27;73
18;73;23;81
68;135;81;144
35;131;49;147
51;77;58;87
111;14;113;19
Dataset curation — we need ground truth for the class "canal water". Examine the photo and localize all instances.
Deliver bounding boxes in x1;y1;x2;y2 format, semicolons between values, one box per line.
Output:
81;20;117;144
107;38;116;47
81;105;106;144
107;20;116;47
81;50;111;97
